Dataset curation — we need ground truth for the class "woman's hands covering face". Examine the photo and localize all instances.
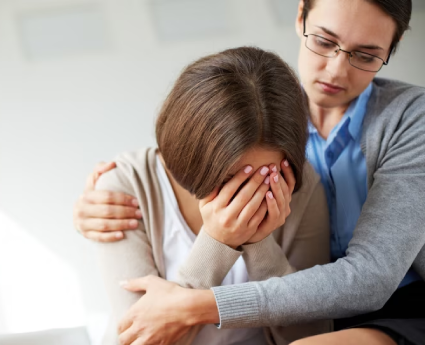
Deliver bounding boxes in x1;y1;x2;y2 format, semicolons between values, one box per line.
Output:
199;159;295;248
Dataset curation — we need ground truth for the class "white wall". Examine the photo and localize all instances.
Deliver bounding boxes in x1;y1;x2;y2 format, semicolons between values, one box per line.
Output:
0;0;424;340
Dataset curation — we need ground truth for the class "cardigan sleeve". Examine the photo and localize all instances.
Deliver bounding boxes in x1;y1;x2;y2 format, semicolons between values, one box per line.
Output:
238;182;332;343
211;92;425;329
95;166;159;325
94;160;203;345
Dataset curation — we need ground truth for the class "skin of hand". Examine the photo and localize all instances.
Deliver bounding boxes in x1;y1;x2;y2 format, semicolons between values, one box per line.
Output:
73;161;142;242
118;276;218;345
199;159;295;248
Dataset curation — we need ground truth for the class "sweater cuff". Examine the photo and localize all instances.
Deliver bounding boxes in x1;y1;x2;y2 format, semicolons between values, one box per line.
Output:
211;283;261;328
177;229;242;289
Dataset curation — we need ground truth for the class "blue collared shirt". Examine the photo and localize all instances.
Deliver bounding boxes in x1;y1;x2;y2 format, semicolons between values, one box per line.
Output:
306;83;420;288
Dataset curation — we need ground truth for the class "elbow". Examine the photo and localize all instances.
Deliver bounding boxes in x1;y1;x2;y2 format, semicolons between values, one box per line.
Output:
360;280;398;313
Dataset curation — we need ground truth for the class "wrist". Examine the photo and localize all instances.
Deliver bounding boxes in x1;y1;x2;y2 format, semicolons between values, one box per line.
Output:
202;227;240;250
183;288;220;326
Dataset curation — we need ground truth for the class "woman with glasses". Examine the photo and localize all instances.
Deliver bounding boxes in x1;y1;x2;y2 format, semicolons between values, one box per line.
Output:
73;0;425;344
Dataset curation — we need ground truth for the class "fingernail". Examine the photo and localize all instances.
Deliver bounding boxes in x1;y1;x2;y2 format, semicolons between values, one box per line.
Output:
119;280;128;287
283;160;289;167
260;167;269;176
115;232;123;239
244;165;253;174
132;199;139;206
267;191;274;199
264;176;270;184
274;175;278;183
272;165;277;173
135;210;142;218
129;220;138;227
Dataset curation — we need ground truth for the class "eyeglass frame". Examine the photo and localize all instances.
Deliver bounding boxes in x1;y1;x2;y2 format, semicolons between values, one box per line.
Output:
302;14;393;72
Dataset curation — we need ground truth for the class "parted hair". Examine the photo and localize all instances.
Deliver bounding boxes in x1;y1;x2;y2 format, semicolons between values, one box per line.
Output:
156;47;308;199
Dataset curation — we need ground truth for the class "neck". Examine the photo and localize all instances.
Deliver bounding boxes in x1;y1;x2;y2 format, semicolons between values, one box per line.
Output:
309;101;350;140
158;153;203;235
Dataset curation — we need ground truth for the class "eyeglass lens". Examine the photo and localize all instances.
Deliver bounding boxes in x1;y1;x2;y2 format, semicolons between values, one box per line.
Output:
306;35;384;72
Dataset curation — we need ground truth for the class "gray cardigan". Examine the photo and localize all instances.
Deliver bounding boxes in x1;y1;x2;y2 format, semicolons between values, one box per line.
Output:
212;78;425;328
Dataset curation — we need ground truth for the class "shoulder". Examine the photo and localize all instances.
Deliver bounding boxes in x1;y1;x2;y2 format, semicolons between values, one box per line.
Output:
372;78;425;98
364;78;425;142
369;78;425;118
95;147;158;194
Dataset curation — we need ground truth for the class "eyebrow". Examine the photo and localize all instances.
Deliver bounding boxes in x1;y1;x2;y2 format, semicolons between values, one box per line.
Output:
316;25;384;51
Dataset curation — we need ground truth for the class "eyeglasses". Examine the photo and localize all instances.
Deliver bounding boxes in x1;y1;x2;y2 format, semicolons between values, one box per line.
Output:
303;15;392;72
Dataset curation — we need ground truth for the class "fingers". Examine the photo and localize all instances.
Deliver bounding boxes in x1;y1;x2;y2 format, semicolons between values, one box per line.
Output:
238;179;269;224
84;230;124;242
83;190;139;207
281;159;296;195
269;168;286;212
96;161;117;174
120;276;151;292
84;162;117;192
78;217;139;233
255;190;280;237
247;199;268;228
78;203;141;220
118;322;136;345
199;187;219;208
216;165;254;207
226;166;269;215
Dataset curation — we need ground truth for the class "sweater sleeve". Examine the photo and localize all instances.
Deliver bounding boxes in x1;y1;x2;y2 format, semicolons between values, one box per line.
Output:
94;161;202;345
95;166;159;325
176;229;243;289
212;96;425;328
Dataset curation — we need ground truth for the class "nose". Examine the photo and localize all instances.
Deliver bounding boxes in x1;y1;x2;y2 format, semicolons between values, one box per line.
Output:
325;50;350;79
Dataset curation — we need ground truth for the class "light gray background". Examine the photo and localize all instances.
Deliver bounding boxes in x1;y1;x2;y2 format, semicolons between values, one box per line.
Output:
0;0;424;342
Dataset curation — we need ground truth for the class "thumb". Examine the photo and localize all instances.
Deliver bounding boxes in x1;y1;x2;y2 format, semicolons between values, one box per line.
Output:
96;161;117;174
199;187;220;208
119;275;158;292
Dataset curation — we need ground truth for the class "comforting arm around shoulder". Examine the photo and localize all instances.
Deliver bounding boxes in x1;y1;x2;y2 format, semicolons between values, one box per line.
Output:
213;102;425;328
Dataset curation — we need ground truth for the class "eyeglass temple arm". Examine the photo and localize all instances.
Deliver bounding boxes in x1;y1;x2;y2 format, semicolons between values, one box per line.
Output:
385;45;394;65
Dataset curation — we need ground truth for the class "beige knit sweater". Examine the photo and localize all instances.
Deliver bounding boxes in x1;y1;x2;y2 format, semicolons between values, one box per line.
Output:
95;147;332;345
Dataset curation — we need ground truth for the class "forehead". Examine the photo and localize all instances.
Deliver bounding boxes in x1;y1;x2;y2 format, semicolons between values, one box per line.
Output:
308;0;395;49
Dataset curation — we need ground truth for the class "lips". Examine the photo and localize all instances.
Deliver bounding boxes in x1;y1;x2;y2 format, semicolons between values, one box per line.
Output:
317;81;345;94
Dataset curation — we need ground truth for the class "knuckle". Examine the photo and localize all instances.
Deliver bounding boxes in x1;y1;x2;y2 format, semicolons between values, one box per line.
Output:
98;220;108;231
219;215;231;228
104;191;114;204
98;235;110;243
76;208;85;219
102;205;114;218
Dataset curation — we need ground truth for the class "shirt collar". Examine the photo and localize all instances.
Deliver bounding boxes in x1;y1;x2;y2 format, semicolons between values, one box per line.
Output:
346;82;373;140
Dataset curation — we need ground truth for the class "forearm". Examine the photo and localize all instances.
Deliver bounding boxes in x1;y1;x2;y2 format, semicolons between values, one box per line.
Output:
242;234;294;281
177;230;242;289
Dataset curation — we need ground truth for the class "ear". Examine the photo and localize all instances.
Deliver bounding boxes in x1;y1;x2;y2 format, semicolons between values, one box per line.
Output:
295;0;305;38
